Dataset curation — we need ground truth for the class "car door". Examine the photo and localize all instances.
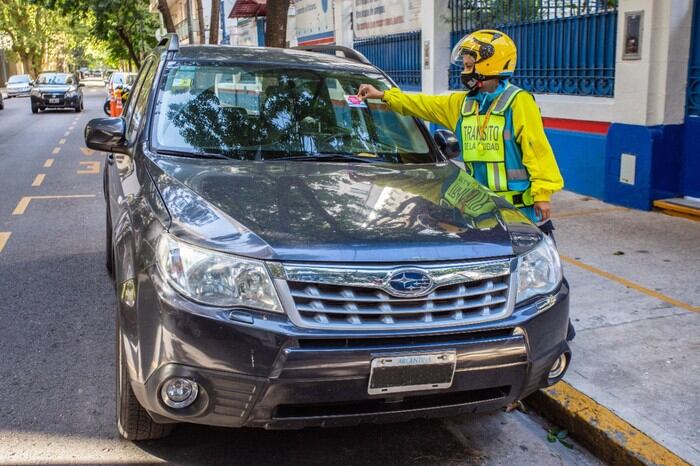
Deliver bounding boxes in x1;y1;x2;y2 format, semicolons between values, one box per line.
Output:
106;58;155;230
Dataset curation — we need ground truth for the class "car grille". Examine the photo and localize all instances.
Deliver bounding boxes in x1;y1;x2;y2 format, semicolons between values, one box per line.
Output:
286;274;512;330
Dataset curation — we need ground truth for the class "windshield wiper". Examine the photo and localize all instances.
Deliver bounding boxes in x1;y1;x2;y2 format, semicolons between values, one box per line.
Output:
156;149;230;160
269;153;377;163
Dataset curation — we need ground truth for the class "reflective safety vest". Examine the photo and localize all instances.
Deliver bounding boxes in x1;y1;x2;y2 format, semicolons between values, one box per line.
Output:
458;84;534;208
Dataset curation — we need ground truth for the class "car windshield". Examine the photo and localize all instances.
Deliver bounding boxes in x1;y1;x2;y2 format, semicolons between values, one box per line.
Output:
36;73;70;85
152;63;434;163
8;75;29;84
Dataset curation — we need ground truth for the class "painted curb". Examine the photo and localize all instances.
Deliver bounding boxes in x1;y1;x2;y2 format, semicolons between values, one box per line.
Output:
526;381;691;466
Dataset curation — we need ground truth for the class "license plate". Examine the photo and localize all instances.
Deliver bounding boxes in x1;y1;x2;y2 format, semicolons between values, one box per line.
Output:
49;98;59;103
368;351;456;395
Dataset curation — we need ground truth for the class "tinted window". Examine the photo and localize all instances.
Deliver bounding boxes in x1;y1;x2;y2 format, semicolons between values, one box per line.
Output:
36;73;70;85
126;61;158;143
8;75;30;83
152;64;432;163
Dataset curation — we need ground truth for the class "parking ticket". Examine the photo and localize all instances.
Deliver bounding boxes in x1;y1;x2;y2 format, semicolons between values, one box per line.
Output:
345;94;368;108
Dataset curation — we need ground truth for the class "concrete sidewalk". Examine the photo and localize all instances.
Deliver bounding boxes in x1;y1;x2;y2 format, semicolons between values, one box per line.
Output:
550;191;700;464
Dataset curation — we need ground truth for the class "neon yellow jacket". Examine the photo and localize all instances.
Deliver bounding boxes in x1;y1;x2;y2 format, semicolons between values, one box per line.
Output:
382;87;564;202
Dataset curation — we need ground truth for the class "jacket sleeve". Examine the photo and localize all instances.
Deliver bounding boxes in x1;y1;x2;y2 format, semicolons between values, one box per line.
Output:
510;92;564;202
382;87;466;132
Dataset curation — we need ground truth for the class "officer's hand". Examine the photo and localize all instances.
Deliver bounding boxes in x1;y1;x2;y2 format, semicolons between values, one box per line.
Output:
534;202;551;221
357;84;384;102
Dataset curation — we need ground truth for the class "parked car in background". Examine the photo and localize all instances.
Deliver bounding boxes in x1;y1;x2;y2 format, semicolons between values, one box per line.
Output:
30;72;83;113
6;74;33;98
85;35;571;441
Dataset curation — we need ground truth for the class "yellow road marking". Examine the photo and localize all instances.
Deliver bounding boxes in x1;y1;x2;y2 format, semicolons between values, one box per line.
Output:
537;381;692;466
80;147;95;156
69;126;75;130
52;147;61;155
556;207;628;219
561;255;700;313
0;232;10;254
77;161;100;174
59;138;66;145
12;195;96;215
44;159;54;168
31;174;45;187
64;131;70;137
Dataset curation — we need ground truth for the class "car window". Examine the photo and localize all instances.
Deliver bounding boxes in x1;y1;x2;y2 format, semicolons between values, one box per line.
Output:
152;64;433;163
126;60;158;143
36;73;70;85
122;60;153;126
8;75;29;84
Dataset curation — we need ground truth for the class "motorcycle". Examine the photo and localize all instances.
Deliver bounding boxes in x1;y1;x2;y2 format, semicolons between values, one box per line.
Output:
103;84;131;116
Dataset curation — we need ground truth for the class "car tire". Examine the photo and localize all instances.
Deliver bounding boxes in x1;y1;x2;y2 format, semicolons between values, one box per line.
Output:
75;101;82;113
116;317;175;441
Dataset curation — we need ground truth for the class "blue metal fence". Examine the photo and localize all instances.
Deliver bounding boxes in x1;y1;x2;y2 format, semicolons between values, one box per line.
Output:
354;31;422;91
687;0;700;116
449;0;617;97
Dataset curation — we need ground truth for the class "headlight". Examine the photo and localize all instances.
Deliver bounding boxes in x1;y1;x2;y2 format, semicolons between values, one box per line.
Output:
31;88;41;96
156;234;283;312
515;235;562;304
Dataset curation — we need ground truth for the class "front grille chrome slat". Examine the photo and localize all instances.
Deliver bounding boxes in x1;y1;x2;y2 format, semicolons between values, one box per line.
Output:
282;260;515;330
289;281;509;303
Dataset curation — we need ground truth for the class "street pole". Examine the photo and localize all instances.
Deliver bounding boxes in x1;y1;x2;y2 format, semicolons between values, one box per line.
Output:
185;0;195;44
220;0;230;44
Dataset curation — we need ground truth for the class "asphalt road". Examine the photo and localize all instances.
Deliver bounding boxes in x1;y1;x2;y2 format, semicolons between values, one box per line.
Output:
0;88;603;465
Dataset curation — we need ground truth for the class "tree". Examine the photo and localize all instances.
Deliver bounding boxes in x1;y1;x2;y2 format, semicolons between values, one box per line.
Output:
209;0;219;44
157;0;176;33
40;0;160;69
0;1;53;76
195;0;205;44
265;0;290;47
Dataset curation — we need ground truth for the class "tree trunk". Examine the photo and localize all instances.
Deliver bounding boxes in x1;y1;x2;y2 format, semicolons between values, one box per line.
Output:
265;0;290;48
209;0;220;44
195;0;205;44
158;0;177;33
21;55;32;77
116;26;142;69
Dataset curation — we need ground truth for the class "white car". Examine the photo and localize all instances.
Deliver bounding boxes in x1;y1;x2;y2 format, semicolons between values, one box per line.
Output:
6;74;33;98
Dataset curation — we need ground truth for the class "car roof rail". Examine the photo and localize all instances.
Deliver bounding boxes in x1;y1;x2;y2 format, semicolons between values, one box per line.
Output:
159;33;180;54
292;45;371;65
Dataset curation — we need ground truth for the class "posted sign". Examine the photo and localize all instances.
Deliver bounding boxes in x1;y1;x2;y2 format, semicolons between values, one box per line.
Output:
353;0;421;39
295;0;335;45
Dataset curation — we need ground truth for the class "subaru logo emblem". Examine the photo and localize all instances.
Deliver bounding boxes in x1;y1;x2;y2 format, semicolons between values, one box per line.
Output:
387;270;433;296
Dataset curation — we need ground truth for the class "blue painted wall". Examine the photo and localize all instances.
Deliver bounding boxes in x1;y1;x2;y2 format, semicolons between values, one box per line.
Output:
682;116;700;198
546;129;607;199
603;123;685;210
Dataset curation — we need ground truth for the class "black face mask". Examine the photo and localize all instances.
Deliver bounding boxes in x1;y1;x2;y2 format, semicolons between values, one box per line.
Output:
460;72;482;93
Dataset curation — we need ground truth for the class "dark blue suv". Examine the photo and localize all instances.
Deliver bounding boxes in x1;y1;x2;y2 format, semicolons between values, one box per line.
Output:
85;35;571;440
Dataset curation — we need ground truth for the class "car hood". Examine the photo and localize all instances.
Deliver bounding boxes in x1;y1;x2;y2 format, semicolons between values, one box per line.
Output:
147;155;539;263
34;85;71;92
7;82;30;88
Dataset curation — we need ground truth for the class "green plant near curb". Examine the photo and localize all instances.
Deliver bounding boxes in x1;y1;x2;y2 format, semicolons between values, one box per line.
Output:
547;426;574;449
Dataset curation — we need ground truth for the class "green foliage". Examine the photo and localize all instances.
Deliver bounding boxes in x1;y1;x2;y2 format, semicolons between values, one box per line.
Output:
36;0;160;68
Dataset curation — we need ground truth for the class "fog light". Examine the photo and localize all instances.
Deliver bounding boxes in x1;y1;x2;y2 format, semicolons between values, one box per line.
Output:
547;353;569;384
161;378;198;408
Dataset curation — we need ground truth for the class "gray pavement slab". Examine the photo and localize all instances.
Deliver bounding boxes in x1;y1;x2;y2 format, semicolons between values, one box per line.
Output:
552;190;700;464
0;91;603;464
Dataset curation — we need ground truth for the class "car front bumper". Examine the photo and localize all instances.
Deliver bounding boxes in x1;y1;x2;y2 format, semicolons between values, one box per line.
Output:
31;94;79;108
123;268;571;429
7;88;31;97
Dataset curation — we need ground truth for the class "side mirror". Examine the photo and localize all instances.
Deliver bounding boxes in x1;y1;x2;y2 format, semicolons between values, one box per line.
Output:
84;117;128;154
433;129;461;159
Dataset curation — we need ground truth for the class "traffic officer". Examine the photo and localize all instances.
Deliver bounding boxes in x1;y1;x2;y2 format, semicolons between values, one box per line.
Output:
357;29;564;230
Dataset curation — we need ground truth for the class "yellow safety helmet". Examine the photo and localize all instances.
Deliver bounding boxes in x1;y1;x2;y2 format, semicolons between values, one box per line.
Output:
451;29;517;80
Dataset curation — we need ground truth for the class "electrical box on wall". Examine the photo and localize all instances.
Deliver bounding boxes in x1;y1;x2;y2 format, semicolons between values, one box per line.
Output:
620;153;637;185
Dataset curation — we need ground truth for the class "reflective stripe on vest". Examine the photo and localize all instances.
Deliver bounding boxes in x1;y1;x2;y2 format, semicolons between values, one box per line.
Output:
460;84;534;207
